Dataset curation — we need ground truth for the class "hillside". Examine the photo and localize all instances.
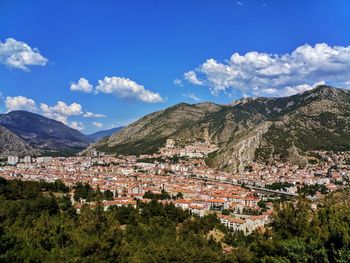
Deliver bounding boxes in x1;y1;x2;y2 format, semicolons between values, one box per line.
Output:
1;178;350;262
86;102;222;155
87;85;350;172
0;126;40;158
0;111;90;153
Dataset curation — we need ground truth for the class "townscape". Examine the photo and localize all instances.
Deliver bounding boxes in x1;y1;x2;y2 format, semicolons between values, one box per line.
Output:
2;139;350;235
1;1;350;261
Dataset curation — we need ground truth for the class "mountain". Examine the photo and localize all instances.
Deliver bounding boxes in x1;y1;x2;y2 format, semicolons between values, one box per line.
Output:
86;127;124;142
85;85;350;172
0;111;90;153
85;102;222;154
0;126;40;158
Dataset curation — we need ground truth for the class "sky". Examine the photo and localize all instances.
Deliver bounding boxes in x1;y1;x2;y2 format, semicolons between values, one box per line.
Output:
1;0;350;134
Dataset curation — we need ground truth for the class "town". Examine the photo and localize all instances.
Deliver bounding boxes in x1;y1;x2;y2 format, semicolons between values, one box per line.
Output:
2;139;350;235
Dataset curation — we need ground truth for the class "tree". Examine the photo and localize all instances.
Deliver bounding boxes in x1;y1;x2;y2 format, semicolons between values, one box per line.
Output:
257;200;267;210
74;182;94;201
222;209;231;215
103;190;114;200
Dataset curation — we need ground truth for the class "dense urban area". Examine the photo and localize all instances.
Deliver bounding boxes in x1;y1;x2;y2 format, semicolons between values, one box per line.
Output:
1;139;350;262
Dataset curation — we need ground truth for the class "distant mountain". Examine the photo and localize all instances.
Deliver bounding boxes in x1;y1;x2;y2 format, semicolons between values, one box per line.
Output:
86;127;124;142
0;111;90;153
86;85;350;172
0;126;40;158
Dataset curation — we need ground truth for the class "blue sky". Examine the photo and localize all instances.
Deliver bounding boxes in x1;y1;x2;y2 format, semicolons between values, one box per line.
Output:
1;0;350;133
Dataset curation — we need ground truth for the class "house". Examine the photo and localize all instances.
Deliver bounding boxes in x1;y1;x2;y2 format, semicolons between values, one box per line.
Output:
188;204;207;217
174;199;191;209
244;196;259;207
103;198;137;210
208;199;228;211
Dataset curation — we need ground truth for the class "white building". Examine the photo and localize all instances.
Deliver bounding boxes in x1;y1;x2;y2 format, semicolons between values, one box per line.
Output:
7;156;19;165
165;139;175;149
36;156;53;163
23;156;32;163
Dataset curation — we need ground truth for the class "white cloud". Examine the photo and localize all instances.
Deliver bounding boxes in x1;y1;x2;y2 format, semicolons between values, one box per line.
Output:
95;76;164;103
0;38;48;71
344;81;350;88
70;121;84;131
4;95;96;129
183;93;201;102
5;96;37;112
184;43;350;97
173;78;183;86
40;101;82;124
83;111;106;118
92;121;102;128
41;101;82;116
281;81;325;97
236;1;243;6
70;77;93;93
184;70;204;85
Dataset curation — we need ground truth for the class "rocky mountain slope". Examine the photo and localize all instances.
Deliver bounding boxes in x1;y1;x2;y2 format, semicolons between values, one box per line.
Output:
86;85;350;172
0;111;90;153
85;102;222;155
0;126;40;158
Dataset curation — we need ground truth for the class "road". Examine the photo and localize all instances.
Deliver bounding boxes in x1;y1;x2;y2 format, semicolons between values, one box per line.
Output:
181;175;298;197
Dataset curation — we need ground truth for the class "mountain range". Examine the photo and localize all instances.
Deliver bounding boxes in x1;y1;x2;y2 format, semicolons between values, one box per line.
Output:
1;85;349;171
0;110;125;157
86;85;350;172
0;110;90;154
86;127;124;142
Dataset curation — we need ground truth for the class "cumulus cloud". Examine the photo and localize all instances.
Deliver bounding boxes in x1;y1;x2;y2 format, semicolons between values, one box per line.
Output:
184;43;350;97
92;121;102;128
184;70;204;85
70;77;93;93
95;76;164;103
4;94;99;130
254;81;325;97
40;101;83;124
70;121;84;131
183;93;201;102
0;38;48;71
5;96;37;112
83;111;106;118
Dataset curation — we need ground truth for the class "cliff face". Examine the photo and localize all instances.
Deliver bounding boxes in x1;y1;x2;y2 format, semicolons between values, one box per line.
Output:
87;86;350;172
0;126;40;158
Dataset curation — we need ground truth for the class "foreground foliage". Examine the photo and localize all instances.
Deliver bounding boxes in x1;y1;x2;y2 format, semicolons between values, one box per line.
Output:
0;177;350;262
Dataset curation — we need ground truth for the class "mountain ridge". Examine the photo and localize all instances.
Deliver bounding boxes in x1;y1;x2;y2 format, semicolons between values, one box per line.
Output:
0;110;90;153
86;85;350;172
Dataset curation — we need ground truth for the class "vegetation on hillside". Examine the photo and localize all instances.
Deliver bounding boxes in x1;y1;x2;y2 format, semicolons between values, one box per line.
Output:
1;178;350;262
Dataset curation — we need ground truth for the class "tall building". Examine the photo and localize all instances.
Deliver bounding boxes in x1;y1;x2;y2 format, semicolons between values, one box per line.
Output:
7;156;19;165
23;156;32;163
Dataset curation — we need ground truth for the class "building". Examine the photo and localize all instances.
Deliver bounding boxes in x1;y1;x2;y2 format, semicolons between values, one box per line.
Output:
165;139;175;149
23;156;32;163
7;156;19;165
36;156;53;163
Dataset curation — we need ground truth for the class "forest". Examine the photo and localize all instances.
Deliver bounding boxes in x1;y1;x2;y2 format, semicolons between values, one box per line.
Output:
0;177;350;262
